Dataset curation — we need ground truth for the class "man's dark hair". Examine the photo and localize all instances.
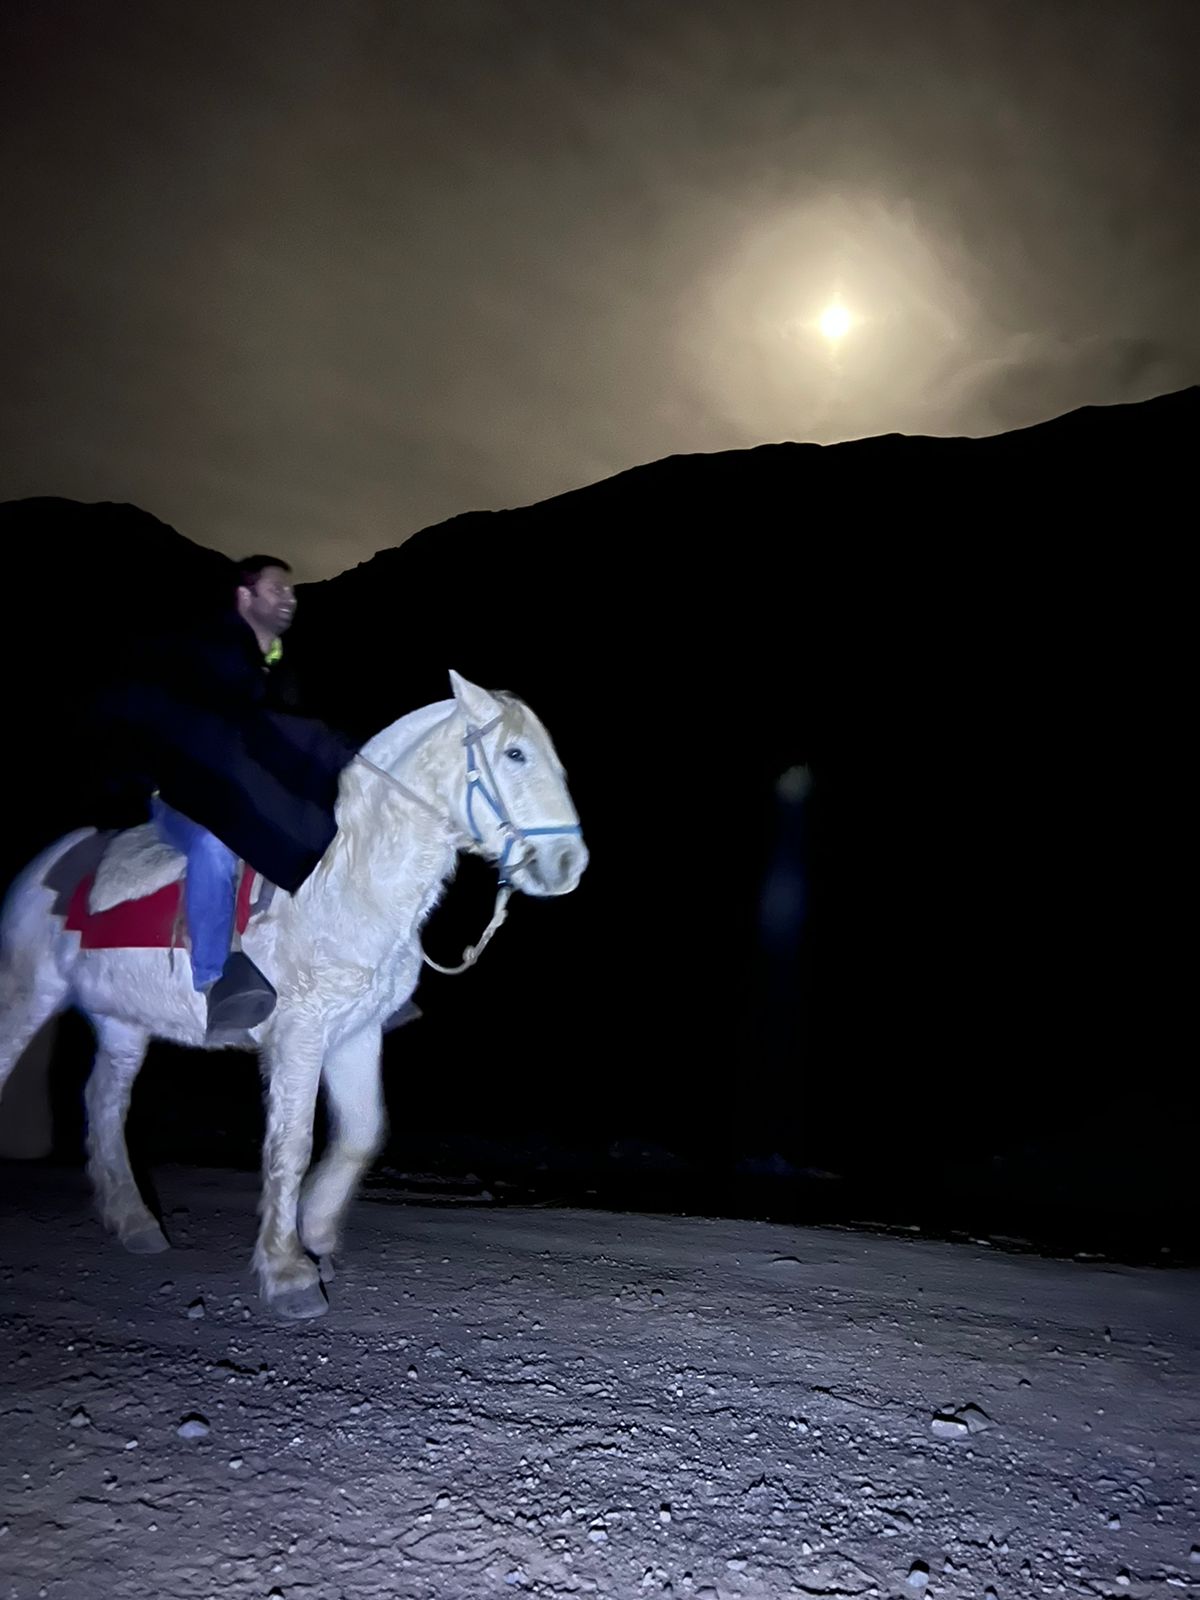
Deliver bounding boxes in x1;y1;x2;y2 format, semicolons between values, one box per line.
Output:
235;555;292;591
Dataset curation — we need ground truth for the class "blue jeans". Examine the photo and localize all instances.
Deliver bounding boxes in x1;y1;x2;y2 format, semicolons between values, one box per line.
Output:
151;798;238;991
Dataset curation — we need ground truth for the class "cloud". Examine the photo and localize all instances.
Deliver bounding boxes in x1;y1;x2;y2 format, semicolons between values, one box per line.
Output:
955;333;1200;435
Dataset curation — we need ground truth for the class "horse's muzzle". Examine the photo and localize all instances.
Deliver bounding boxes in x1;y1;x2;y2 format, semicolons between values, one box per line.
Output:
518;836;588;897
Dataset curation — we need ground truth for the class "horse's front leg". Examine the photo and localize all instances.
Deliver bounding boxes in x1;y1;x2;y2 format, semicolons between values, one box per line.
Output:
254;1018;328;1320
299;1023;385;1270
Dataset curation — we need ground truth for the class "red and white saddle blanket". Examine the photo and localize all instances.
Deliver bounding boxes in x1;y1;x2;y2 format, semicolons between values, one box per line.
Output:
50;826;264;952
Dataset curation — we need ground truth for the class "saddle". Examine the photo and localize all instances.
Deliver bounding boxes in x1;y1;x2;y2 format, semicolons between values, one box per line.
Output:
43;826;423;1032
45;826;272;952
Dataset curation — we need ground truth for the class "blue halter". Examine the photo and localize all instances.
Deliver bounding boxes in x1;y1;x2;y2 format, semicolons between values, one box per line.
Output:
461;714;583;886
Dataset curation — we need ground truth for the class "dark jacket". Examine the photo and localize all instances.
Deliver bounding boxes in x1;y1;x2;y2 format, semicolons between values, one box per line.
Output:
99;613;359;892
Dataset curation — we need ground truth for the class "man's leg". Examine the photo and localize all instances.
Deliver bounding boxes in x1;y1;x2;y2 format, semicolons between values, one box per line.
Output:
151;799;276;1035
151;798;236;989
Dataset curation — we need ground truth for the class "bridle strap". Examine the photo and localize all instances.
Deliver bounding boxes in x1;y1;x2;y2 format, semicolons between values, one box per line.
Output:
352;710;579;975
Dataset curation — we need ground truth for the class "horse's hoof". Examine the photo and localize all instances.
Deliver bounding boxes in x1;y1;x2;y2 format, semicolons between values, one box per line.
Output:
121;1224;170;1255
318;1254;336;1284
269;1281;329;1321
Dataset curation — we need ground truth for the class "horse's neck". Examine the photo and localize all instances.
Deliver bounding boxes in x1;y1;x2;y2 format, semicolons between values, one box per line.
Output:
291;700;462;954
360;699;457;774
339;698;461;860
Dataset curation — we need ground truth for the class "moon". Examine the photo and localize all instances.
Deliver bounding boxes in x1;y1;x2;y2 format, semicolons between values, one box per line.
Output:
818;301;853;342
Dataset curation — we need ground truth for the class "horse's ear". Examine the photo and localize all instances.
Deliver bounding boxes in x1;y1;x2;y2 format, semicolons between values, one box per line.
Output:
449;670;501;729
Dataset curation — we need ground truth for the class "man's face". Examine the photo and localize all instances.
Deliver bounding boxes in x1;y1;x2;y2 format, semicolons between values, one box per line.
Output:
239;566;296;637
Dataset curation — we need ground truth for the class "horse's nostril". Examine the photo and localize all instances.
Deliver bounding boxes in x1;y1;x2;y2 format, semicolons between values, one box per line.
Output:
557;848;573;883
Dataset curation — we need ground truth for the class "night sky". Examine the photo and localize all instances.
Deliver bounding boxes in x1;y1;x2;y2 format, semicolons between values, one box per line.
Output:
2;0;1197;575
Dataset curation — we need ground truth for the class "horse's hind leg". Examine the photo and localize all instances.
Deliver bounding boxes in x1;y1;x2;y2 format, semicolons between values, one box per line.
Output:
83;1017;166;1254
299;1025;385;1271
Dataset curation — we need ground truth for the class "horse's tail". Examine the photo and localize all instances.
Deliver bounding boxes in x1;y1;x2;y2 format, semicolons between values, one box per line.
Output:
0;829;91;1158
0;1003;59;1159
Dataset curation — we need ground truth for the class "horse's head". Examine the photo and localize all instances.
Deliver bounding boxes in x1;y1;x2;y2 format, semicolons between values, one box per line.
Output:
447;670;588;898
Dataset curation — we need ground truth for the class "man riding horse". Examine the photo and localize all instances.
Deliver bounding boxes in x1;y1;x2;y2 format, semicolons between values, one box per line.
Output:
102;556;358;1041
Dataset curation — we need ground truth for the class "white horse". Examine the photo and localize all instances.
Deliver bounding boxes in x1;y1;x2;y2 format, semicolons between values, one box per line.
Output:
0;671;587;1318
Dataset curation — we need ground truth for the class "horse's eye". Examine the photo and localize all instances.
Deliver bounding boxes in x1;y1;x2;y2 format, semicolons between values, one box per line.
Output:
505;746;527;764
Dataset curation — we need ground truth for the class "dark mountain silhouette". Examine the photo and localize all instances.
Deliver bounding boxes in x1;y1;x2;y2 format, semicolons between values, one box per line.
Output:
0;387;1193;1245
